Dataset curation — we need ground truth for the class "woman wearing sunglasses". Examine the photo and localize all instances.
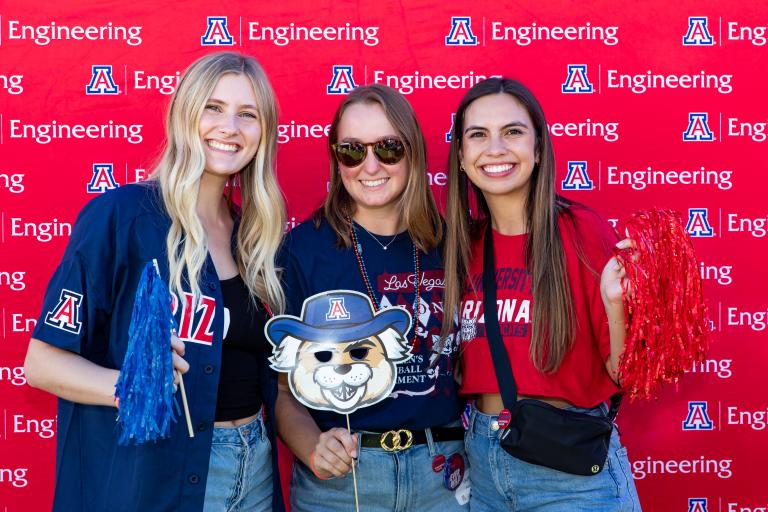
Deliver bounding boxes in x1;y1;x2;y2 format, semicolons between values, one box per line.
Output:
442;78;641;510
276;84;468;511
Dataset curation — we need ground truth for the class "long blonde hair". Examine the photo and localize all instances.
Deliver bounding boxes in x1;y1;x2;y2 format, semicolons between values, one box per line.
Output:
153;51;286;313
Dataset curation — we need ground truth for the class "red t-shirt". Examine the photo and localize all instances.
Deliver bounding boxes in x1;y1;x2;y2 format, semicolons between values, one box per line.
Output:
459;205;621;407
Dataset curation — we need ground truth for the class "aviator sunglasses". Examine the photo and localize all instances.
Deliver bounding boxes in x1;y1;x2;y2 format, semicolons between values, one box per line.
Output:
332;137;406;167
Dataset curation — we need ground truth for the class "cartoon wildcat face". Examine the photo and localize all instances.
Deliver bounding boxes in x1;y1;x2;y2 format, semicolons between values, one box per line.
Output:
265;290;413;414
272;329;410;413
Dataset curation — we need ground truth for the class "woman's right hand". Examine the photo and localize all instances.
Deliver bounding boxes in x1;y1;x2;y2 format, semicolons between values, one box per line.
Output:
171;335;190;389
310;428;359;479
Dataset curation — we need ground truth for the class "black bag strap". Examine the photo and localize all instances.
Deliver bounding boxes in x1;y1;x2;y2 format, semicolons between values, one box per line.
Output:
482;222;520;413
481;222;622;420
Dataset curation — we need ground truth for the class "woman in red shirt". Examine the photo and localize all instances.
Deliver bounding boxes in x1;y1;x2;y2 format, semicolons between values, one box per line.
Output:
442;78;642;510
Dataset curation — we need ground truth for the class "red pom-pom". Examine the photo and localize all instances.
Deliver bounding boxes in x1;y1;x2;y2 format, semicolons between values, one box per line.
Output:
615;209;710;401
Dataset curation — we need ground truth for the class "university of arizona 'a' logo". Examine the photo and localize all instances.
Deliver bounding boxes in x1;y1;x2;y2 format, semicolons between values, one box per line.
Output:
683;113;715;141
561;65;593;94
326;298;351;320
682;401;715;430
45;289;84;334
445;113;456;142
562;161;594;190
683;17;715;46
201;16;235;46
86;65;119;95
171;291;217;346
688;498;708;512
87;163;119;193
686;208;714;237
445;17;478;46
327;65;356;95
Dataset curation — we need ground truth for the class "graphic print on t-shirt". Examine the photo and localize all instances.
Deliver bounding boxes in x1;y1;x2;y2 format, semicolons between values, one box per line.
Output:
376;269;455;398
461;266;532;342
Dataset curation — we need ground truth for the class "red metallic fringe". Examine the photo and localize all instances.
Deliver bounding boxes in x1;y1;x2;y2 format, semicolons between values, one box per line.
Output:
615;209;710;401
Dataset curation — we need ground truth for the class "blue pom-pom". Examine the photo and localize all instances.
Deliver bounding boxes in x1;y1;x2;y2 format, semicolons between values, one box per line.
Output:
114;262;177;445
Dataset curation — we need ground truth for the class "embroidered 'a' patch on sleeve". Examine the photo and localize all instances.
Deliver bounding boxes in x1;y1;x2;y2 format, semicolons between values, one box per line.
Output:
44;289;84;334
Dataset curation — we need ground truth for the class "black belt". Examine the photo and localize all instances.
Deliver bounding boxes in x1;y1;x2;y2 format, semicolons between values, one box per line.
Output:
358;427;464;452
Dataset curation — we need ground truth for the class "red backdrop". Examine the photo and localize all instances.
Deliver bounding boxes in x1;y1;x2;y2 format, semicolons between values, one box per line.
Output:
1;1;766;511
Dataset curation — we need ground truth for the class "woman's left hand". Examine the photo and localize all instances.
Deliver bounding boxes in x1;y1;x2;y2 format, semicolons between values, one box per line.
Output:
600;238;634;308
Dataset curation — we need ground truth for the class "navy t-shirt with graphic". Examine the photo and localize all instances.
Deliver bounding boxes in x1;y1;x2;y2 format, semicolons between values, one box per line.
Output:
278;218;463;431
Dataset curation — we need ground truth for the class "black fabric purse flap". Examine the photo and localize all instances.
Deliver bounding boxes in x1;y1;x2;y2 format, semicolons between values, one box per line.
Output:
499;399;613;475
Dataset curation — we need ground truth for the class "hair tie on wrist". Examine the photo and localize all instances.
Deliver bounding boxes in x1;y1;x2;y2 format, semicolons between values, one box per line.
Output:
309;450;333;480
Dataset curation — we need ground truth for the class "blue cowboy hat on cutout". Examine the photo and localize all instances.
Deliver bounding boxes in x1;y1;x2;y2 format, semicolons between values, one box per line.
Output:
266;290;412;345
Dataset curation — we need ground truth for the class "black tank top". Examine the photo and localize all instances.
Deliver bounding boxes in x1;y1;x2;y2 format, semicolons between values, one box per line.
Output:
215;274;270;421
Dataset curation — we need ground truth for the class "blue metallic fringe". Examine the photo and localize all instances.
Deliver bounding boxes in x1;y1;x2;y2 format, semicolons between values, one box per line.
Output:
114;262;177;445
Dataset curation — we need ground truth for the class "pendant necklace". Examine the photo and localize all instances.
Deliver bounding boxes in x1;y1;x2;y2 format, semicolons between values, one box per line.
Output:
355;221;400;251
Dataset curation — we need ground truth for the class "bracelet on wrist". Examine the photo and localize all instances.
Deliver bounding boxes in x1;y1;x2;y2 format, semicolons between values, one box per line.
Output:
309;450;332;480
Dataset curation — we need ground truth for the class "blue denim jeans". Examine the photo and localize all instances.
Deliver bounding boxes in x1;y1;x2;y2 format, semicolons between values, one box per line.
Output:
466;403;641;512
291;428;470;512
203;414;273;512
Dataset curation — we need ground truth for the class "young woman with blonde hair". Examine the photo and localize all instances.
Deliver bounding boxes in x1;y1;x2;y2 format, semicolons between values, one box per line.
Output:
277;84;468;511
24;51;286;512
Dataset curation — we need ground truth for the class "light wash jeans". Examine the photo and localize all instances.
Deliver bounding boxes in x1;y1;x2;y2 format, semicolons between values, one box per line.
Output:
291;427;470;512
466;403;641;512
203;414;273;512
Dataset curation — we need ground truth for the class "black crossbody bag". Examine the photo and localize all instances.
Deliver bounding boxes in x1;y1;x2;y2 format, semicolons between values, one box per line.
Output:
481;223;622;476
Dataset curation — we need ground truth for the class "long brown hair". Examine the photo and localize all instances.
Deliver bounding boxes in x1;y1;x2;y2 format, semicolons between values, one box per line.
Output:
315;84;442;252
442;78;576;373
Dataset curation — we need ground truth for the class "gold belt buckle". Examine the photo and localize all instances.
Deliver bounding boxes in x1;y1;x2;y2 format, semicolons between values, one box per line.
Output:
379;429;413;452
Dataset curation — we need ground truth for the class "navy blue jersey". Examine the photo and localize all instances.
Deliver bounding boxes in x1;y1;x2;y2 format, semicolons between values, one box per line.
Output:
32;182;284;512
278;218;463;431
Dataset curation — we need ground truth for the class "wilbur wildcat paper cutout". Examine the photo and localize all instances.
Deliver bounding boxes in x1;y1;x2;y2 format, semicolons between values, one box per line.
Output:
265;290;413;414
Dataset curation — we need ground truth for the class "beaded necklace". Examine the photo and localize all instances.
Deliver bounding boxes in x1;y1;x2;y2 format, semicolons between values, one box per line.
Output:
347;216;420;344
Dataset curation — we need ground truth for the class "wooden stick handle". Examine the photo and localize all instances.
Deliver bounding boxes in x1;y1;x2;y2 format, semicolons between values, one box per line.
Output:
179;373;194;438
346;414;359;512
